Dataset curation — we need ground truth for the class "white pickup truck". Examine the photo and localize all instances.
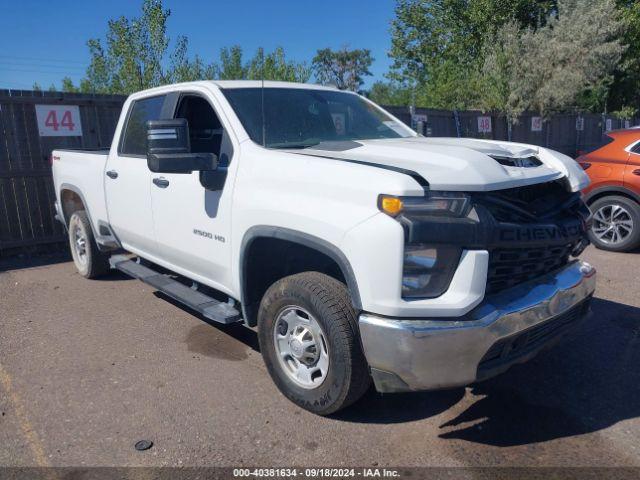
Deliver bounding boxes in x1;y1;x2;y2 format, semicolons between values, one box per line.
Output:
52;81;596;415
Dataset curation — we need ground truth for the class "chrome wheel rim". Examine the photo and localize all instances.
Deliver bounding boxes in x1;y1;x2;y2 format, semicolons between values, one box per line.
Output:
592;204;634;245
73;223;88;265
273;306;329;389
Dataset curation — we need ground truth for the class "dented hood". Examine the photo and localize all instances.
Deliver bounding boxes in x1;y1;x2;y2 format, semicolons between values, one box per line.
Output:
297;137;590;192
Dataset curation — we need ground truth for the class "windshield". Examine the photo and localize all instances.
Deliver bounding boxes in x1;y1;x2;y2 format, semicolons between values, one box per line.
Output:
221;87;412;148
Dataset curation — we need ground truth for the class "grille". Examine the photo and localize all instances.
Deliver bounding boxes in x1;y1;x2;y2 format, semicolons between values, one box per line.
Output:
478;298;591;373
486;244;572;295
472;181;581;223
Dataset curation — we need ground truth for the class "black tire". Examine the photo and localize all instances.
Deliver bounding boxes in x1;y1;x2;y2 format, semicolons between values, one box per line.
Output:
588;196;640;252
257;272;371;415
68;210;110;278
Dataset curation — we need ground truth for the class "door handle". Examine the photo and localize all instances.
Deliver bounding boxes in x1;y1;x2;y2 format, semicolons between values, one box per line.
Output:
153;177;170;188
106;170;118;179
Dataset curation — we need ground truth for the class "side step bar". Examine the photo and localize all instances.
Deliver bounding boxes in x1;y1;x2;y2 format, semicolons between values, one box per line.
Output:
109;255;242;324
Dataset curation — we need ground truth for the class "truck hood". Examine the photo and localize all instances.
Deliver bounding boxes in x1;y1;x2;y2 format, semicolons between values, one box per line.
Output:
293;137;589;192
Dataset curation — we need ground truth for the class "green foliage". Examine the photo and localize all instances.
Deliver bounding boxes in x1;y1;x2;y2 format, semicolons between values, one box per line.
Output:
78;0;173;94
608;0;640;112
246;47;311;82
217;45;247;80
66;1;309;93
367;81;415;106
61;77;80;93
611;105;637;119
475;22;523;121
388;0;556;108
169;35;216;83
389;0;629;116
51;0;637;117
312;48;373;91
32;82;41;91
207;45;310;82
477;0;625;121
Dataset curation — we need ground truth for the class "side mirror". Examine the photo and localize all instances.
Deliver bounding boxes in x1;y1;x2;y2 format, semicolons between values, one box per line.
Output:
146;119;217;174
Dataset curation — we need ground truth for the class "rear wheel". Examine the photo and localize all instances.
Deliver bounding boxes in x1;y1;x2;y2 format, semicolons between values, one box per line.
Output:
258;272;370;415
588;196;640;252
68;210;110;278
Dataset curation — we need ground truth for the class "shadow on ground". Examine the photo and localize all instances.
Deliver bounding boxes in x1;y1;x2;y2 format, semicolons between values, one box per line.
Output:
153;291;260;353
155;287;640;442
0;250;133;281
438;298;640;446
0;250;70;272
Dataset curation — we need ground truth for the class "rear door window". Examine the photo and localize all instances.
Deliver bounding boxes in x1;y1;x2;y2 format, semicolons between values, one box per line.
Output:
582;134;614;155
120;95;166;155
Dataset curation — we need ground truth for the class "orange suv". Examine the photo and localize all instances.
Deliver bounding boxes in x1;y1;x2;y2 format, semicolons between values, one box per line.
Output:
577;128;640;252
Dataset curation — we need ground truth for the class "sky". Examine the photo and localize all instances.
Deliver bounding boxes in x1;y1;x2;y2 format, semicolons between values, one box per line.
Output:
0;0;397;91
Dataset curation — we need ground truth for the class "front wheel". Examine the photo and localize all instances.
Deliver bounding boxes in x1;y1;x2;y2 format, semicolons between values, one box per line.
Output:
588;196;640;252
258;272;371;415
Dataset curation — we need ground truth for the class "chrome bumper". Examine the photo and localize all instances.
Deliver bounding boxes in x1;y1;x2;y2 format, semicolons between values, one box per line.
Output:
359;260;596;393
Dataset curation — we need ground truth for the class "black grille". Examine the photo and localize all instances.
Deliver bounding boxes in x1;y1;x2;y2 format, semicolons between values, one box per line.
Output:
478;298;591;373
486;244;572;295
474;181;579;223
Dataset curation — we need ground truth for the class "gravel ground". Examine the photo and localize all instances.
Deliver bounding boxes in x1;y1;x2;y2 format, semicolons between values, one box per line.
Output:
0;246;639;468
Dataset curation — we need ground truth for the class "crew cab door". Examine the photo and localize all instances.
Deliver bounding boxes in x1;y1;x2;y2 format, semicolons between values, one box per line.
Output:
149;91;237;294
105;94;166;256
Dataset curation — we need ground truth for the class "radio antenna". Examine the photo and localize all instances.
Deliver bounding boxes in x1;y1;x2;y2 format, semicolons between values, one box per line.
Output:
261;47;266;147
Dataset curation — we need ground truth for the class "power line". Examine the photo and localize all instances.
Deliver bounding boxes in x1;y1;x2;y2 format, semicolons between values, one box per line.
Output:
0;61;86;70
0;67;86;74
0;54;87;65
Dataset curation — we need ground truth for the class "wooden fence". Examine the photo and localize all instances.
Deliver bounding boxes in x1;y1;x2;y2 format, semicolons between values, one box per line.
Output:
0;90;125;257
0;88;637;257
384;106;639;158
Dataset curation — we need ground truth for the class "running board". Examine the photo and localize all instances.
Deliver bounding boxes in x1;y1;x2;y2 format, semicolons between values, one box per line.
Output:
109;255;242;324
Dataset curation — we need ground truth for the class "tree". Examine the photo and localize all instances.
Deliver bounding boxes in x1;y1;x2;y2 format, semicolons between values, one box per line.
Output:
64;1;310;93
246;47;311;82
477;0;625;120
78;0;174;94
73;0;216;93
216;45;247;80
82;38;111;93
208;45;310;82
32;82;42;91
169;36;216;83
367;81;415;106
61;77;80;93
475;22;527;123
388;0;556;109
608;0;640;113
312;48;373;91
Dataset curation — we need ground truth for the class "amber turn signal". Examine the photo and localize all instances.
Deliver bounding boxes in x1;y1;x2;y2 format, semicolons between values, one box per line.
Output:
379;195;404;216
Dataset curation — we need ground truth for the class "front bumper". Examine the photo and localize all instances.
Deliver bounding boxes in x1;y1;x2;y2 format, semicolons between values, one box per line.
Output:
359;260;596;393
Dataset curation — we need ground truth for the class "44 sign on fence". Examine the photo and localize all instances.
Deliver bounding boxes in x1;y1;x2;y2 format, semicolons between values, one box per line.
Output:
35;105;83;137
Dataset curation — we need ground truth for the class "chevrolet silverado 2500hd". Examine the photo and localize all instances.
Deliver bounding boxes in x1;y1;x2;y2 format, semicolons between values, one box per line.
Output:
52;81;596;415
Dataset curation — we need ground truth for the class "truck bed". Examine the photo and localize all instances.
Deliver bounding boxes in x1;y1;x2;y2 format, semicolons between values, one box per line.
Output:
51;148;110;235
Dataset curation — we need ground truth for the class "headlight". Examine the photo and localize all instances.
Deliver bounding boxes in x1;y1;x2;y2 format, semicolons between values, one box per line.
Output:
378;191;470;218
402;245;461;299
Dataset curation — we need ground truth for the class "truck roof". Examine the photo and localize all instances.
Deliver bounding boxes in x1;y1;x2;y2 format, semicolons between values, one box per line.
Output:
212;80;339;91
124;80;342;100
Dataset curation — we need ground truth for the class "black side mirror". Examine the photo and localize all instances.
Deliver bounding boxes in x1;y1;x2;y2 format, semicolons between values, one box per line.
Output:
146;119;217;174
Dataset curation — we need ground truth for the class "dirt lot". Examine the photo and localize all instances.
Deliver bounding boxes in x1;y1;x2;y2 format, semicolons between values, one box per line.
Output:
0;246;639;468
